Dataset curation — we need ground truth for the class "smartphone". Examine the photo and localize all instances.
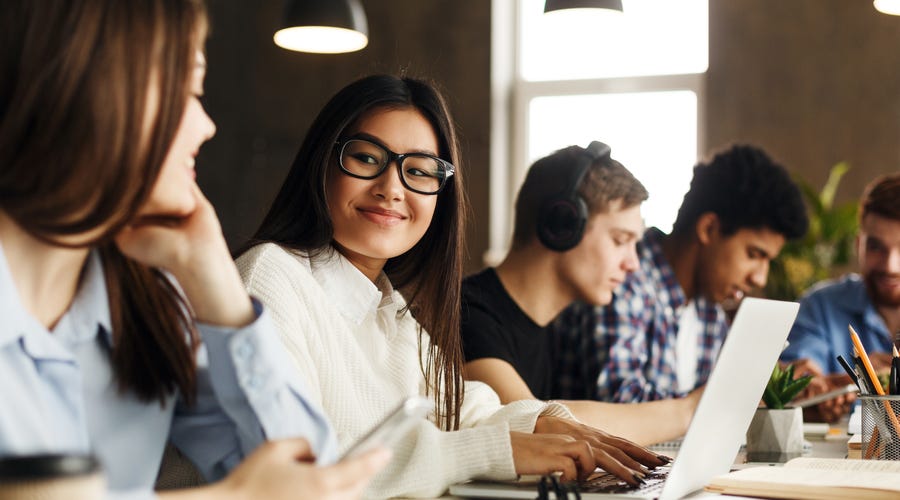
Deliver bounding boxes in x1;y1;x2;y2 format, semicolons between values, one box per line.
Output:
794;384;859;408
339;396;433;460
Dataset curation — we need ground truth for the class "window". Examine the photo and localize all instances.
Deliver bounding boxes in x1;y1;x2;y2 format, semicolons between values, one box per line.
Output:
487;0;709;263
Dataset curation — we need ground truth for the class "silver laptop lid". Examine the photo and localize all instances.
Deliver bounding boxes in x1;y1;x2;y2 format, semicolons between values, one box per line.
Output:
449;297;799;500
658;297;798;500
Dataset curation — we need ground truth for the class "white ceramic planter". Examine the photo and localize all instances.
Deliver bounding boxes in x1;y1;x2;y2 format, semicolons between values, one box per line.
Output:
745;407;804;454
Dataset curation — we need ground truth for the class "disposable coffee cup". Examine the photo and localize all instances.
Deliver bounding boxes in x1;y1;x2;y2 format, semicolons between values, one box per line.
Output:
0;454;105;499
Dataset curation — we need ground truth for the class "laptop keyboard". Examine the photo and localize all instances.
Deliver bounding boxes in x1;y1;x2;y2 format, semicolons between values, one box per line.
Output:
579;465;671;496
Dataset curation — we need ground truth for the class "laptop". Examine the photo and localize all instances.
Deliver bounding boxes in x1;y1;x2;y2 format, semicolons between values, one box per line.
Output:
449;297;800;500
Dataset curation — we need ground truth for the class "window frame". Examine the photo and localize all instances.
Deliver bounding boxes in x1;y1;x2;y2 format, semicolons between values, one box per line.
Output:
486;0;707;265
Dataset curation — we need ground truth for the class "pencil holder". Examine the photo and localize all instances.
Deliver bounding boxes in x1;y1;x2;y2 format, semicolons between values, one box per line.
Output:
860;394;900;460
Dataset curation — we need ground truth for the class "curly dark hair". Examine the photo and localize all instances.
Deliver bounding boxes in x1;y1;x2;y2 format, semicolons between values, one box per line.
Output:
671;144;808;240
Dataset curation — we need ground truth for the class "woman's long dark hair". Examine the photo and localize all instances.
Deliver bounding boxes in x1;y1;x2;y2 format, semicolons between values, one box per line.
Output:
242;75;469;430
0;0;207;405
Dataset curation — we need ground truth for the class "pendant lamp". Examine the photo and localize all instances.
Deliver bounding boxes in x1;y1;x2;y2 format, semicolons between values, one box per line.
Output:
875;0;900;15
544;0;624;13
274;0;369;54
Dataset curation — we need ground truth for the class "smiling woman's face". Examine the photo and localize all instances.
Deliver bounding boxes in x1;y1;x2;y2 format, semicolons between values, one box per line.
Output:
140;51;216;218
327;106;439;280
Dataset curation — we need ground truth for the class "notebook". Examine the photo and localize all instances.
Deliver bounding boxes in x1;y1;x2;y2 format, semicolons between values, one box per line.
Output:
449;297;800;500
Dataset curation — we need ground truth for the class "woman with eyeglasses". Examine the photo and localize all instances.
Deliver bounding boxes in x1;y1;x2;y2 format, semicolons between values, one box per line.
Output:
236;74;666;498
0;1;390;498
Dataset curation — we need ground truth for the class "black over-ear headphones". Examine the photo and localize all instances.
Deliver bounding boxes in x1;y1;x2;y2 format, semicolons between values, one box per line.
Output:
536;141;612;252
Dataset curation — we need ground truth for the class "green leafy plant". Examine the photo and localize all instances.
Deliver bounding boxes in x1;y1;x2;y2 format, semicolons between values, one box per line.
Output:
765;162;859;301
762;363;813;409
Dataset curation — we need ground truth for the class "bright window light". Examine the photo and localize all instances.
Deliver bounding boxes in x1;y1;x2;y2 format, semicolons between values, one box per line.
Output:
520;0;708;81
528;91;697;232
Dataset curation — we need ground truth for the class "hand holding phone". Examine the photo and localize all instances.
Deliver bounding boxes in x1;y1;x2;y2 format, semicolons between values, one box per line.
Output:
340;396;433;460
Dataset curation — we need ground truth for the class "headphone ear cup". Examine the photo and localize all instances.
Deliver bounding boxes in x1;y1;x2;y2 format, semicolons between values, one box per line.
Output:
537;195;588;252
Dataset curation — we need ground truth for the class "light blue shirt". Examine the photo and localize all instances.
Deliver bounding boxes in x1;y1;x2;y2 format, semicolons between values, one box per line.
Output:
0;245;337;499
781;274;893;375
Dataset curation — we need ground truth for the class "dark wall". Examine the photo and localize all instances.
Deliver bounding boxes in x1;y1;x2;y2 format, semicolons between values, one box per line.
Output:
707;0;900;201
200;1;900;272
199;0;491;271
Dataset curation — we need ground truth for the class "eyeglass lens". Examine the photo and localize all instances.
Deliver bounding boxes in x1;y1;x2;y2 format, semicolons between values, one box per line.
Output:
340;139;447;194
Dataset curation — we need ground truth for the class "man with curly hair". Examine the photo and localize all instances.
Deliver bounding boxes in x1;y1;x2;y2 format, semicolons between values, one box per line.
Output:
551;145;809;404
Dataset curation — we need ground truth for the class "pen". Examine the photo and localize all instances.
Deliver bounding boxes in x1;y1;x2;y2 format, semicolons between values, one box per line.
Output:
891;345;900;396
854;353;873;395
836;354;861;390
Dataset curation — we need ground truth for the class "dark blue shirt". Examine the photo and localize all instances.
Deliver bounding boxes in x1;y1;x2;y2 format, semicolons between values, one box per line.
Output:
781;274;893;374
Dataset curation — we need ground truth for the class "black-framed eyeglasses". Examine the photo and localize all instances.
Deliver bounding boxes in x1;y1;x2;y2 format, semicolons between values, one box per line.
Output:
335;137;455;195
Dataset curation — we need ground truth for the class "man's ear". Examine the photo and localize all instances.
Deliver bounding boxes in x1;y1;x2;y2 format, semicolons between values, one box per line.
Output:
695;212;720;246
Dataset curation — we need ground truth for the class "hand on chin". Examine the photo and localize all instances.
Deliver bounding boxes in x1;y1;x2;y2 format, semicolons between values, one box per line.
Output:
114;184;225;275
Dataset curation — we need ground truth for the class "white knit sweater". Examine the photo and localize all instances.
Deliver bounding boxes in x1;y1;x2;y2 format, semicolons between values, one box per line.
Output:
237;243;573;498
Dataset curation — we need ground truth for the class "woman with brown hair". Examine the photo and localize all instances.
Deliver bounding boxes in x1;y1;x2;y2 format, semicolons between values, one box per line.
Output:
0;1;386;498
237;74;666;498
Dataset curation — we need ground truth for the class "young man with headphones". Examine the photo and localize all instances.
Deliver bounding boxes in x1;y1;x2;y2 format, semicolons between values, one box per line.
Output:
461;143;703;445
549;144;809;406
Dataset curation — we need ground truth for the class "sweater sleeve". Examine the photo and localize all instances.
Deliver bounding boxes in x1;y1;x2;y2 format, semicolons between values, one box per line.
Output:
363;385;576;499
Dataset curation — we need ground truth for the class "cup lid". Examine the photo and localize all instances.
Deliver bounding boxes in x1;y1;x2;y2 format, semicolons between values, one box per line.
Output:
0;454;100;482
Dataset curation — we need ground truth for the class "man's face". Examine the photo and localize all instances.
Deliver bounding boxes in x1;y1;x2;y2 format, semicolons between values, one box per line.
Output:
858;213;900;307
557;200;644;306
695;217;786;303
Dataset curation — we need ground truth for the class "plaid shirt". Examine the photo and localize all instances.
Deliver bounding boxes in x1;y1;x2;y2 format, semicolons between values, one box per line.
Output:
551;228;729;402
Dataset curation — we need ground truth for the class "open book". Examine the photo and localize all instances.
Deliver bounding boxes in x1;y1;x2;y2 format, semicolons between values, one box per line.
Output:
705;457;900;500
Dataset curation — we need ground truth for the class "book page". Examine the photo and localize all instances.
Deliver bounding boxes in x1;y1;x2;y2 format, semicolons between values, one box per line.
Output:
708;462;900;499
784;457;900;473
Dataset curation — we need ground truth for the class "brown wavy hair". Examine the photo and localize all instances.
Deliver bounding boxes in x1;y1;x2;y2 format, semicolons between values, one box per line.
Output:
0;0;208;405
860;173;900;223
240;75;468;430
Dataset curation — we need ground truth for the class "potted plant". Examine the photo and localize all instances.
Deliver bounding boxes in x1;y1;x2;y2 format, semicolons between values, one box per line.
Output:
745;363;813;459
765;162;858;301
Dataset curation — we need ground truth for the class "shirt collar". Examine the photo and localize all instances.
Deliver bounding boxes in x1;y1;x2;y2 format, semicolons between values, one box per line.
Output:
0;243;30;348
835;274;887;334
56;250;112;346
0;244;110;357
640;227;687;309
838;274;872;313
309;249;394;326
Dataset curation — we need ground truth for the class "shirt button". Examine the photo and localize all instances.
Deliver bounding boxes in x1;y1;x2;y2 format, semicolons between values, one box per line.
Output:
235;340;255;359
244;374;262;390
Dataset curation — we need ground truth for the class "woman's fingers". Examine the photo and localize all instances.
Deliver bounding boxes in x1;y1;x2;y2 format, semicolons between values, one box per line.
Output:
594;434;666;468
328;448;392;491
534;416;667;469
217;439;389;500
511;432;579;480
510;432;646;485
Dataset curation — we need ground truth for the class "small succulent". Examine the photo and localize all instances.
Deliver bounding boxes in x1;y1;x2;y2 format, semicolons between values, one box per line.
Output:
762;363;813;409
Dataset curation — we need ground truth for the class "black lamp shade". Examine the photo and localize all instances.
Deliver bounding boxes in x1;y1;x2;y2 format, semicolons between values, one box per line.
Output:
544;0;624;13
274;0;369;54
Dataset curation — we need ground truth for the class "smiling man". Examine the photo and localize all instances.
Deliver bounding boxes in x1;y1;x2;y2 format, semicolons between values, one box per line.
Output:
781;173;900;420
550;145;809;404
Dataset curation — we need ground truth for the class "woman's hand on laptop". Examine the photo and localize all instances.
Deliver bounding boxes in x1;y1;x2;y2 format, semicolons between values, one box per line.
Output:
533;416;670;485
509;431;595;482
